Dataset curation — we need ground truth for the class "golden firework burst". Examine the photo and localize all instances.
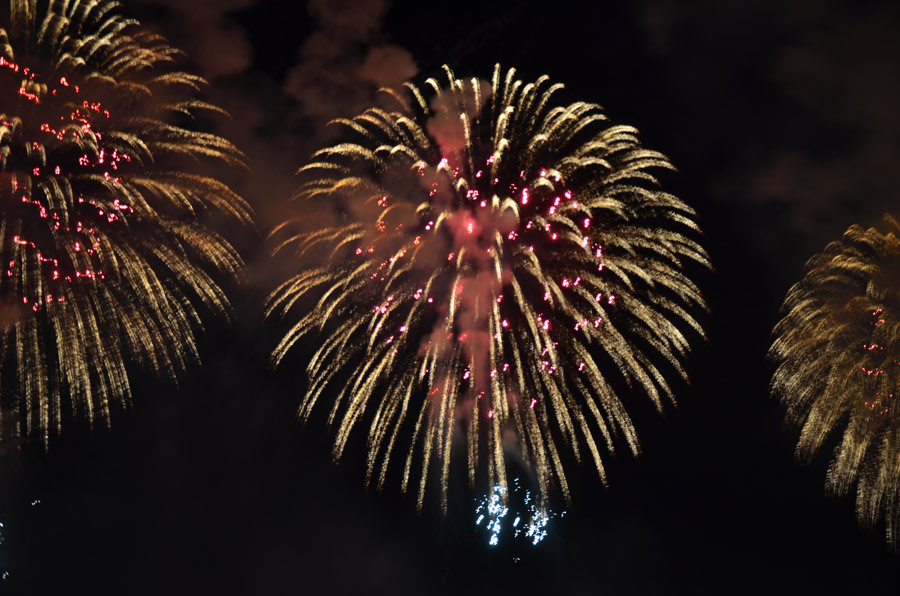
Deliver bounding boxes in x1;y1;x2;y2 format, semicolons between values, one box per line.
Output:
771;215;900;549
269;64;708;511
0;0;252;444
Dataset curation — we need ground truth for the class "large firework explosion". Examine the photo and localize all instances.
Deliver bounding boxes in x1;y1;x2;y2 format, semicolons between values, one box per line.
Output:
268;64;708;511
0;0;251;444
771;215;900;549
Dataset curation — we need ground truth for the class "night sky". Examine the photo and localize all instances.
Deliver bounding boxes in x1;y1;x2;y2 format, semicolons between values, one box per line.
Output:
2;0;900;593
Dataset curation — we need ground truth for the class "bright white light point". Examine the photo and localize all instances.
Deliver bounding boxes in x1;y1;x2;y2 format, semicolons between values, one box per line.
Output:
530;398;537;408
583;218;590;228
427;297;433;303
502;320;509;328
399;326;406;332
578;362;586;371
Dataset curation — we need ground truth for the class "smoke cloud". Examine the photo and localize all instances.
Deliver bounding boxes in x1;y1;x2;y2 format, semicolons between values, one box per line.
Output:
131;0;255;79
284;0;418;122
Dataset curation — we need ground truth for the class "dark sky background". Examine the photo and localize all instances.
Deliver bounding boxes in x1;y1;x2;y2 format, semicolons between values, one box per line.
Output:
2;0;900;593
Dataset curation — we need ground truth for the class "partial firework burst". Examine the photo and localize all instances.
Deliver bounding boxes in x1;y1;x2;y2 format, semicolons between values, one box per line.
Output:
269;64;708;511
771;215;900;549
0;0;251;444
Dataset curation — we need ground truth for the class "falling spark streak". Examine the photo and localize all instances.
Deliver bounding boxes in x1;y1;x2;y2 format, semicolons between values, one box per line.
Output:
268;64;708;512
770;215;900;550
0;1;251;444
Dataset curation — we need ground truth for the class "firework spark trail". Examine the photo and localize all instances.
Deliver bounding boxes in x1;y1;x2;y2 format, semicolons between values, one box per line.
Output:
771;215;900;549
268;64;708;511
0;0;251;444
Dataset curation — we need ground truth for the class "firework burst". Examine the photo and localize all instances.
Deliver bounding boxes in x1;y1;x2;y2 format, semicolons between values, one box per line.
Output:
771;215;900;549
0;0;251;444
268;65;708;511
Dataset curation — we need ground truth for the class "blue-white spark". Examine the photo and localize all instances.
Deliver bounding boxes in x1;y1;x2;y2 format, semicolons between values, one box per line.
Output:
474;478;565;547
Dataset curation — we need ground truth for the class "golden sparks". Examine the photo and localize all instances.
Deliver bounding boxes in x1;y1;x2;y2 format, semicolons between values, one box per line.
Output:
771;215;900;549
269;65;708;511
0;0;252;444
